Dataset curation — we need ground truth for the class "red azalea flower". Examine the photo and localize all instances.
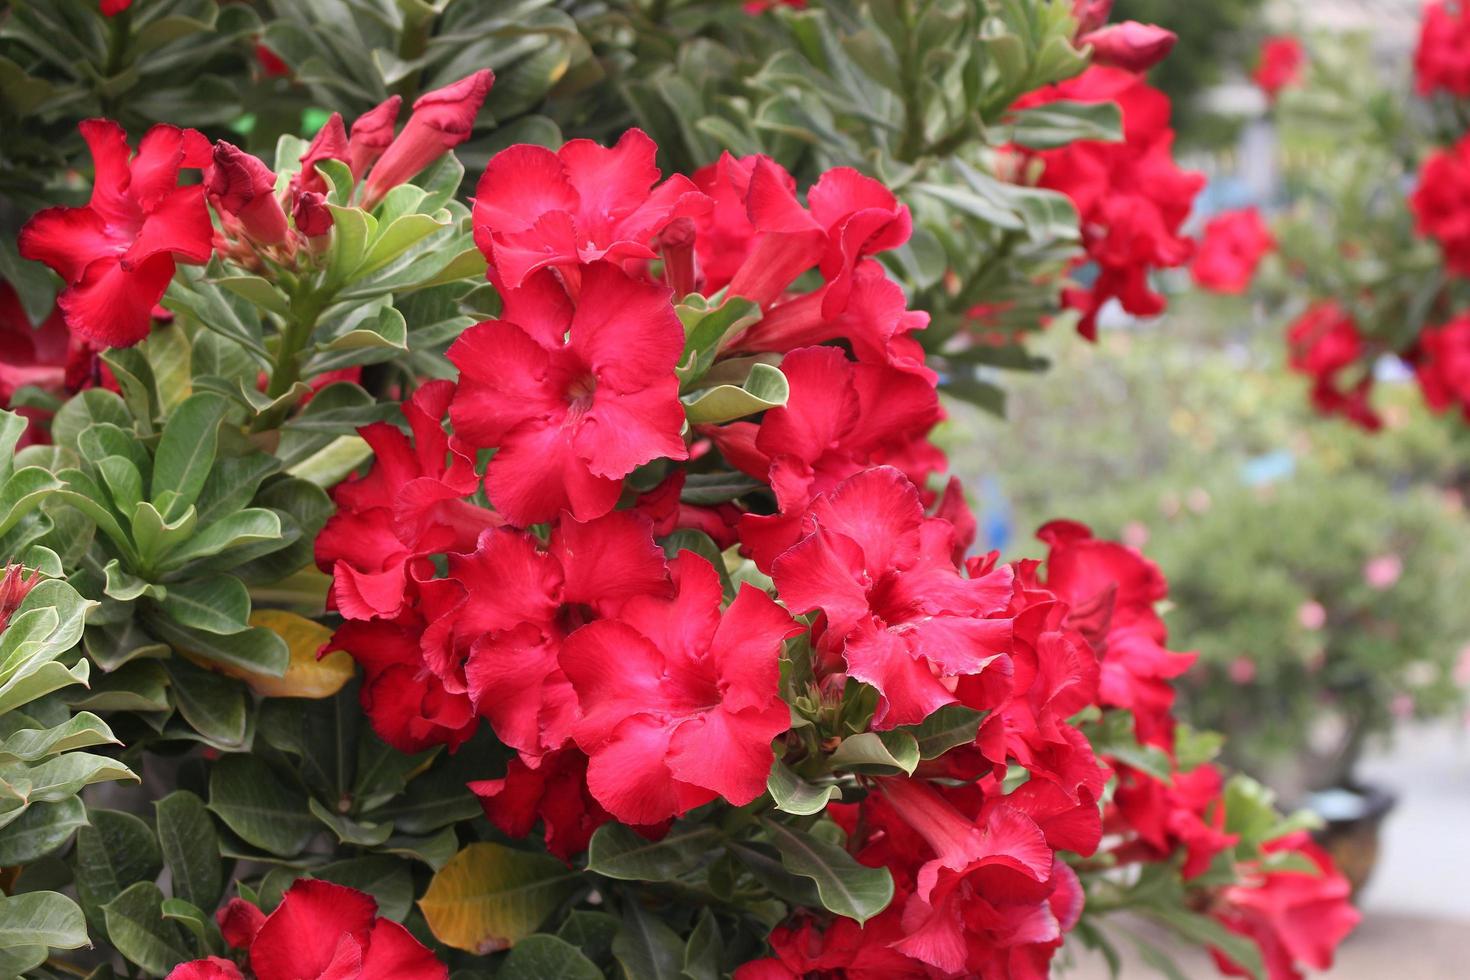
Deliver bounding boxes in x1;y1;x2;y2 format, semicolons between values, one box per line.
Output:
315;380;489;621
1035;520;1195;747
19;120;213;347
772;466;1014;728
471;128;710;290
167;879;445;980
1254;36;1305;100
1416;1;1470;96
363;70;493;208
349;96;403;179
707;346;941;569
100;0;130;15
1191;208;1275;294
1412;133;1470;277
1285;302;1382;430
470;746;616;861
1413;313;1470;418
209;142;289;247
1210;832;1361;980
561;551;802;824
447;263;689;525
1079;22;1178;73
1014;68;1203;339
441;509;671;762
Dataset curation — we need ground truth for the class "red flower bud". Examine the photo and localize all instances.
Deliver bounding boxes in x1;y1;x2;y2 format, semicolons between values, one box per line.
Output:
100;0;131;15
297;112;349;195
255;43;289;78
208;142;288;246
1071;0;1113;36
362;69;493;208
292;190;333;238
0;565;40;636
348;95;402;179
1079;22;1178;73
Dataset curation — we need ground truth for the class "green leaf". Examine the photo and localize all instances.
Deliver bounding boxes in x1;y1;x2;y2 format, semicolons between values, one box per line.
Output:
155;790;224;910
829;730;920;775
326;205;378;285
308;796;393;847
675;295;762;387
214;275;291;318
903;704;985;759
164;659;249;750
0;891;87;951
102;882;194;977
767;759;842;815
208;754;318;857
557;910;620;963
73;809;163;934
312;856;414;922
159;575;251;635
151;392;228;521
682;362;789;424
763;819;894;924
586;822;721;881
1008;99;1122;149
146;614;290;676
0;712;118;763
499;934;603;980
156;508;282;569
0;797;87;865
359;213;451;278
1142;905;1265;980
419;843;578;954
52;390;132;451
612;899;685;980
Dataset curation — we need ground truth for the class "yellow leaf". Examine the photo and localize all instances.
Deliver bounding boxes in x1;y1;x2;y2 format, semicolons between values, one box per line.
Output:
419;843;577;954
231;609;352;698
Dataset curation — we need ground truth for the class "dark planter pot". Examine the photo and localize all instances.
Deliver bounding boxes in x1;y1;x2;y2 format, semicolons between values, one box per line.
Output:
1304;782;1398;899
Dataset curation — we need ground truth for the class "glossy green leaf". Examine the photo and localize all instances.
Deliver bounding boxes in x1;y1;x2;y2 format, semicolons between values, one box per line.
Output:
155;790;224;910
612;899;684;980
763;819;894;924
499;934;603;980
767;759;842;815
682;362;789;424
208;754;318;857
828;730;920;775
102;882;194;977
586;821;721;881
0;891;87;951
151;392;228;521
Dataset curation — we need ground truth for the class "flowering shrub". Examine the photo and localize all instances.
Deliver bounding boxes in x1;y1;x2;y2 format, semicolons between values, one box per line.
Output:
0;2;1359;979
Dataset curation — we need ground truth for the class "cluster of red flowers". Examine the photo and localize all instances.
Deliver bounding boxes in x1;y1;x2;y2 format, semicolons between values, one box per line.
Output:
1411;132;1470;278
1411;312;1470;420
1192;208;1276;294
310;125;1357;968
168;880;444;980
1286;301;1382;430
17;71;493;348
1014;66;1204;339
1416;0;1470;97
735;522;1357;979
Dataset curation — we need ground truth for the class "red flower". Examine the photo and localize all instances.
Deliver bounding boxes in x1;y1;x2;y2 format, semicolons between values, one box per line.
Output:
208;142;289;246
254;44;290;79
315;381;488;621
364;70;493;208
772;467;1013;728
100;0;130;15
444;509;671;761
1015;68;1203;339
1112;764;1237;878
1210;832;1361;980
0;282;99;445
349;96;402;179
1191;208;1275;294
743;0;805;13
292;191;333;239
1285;302;1381;430
561;551;801;824
1416;1;1470;96
708;346;941;569
1071;0;1113;36
447;263;689;525
1035;520;1195;747
19;120;213;347
1254;37;1305;100
1411;133;1470;277
470;746;615;861
471;128;711;290
1079;22;1178;73
167;880;445;980
1413;313;1470;418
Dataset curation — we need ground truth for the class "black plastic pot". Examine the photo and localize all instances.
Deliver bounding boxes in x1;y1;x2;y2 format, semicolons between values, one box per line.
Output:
1304;782;1398;899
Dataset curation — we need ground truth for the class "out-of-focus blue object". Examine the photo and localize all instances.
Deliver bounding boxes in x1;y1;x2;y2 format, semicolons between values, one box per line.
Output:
1240;450;1296;487
980;476;1013;553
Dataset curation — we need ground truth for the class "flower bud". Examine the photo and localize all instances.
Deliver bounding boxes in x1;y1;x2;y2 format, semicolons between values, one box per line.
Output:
1079;22;1178;73
348;95;402;179
292;190;333;239
362;69;493;208
297;112;349;195
1071;0;1113;36
208;141;288;246
656;217;697;297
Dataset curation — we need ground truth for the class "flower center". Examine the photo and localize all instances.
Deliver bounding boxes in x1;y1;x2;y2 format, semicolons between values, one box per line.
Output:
564;373;597;421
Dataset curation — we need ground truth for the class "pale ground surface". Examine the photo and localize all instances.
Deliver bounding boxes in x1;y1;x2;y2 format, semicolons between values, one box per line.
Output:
1063;722;1470;979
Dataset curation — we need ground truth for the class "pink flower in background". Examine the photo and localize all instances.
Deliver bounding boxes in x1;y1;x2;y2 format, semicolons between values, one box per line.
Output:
1228;656;1257;685
1363;554;1402;590
1254;37;1305;100
1297;601;1326;631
